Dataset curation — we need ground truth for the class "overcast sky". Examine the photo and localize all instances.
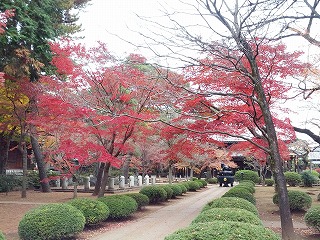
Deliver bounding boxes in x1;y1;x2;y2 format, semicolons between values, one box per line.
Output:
77;0;167;56
76;0;319;144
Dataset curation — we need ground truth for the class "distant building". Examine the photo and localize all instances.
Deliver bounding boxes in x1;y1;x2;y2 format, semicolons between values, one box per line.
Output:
309;146;320;168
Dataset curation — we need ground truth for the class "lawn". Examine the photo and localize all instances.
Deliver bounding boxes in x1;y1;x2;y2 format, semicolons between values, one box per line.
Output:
255;185;320;239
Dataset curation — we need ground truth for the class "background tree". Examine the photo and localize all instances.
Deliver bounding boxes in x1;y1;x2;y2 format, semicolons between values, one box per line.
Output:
32;41;181;197
136;2;307;239
0;0;91;193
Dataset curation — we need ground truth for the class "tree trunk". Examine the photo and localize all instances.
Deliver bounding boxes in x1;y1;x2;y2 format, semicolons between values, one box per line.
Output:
237;34;296;239
254;72;296;239
98;162;111;197
19;141;28;198
92;162;105;196
73;176;78;199
168;164;173;184
30;133;51;192
122;156;130;184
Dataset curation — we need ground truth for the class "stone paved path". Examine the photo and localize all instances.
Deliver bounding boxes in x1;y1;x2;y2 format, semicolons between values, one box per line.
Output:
92;185;229;240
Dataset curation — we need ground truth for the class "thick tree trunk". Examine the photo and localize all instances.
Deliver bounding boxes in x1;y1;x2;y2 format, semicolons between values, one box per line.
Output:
98;162;111;197
92;162;105;196
30;134;51;192
255;74;296;240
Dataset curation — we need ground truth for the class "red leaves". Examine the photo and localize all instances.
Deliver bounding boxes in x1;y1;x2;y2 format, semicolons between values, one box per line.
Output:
0;9;14;34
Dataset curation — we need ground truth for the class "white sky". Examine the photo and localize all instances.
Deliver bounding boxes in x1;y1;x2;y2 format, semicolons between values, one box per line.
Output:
76;0;166;56
77;0;320;145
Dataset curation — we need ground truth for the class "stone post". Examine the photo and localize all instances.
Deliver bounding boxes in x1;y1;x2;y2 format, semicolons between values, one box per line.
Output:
84;176;90;191
119;176;125;189
144;175;150;185
56;177;61;188
108;177;115;190
129;175;135;187
151;175;156;185
138;175;143;186
61;177;68;189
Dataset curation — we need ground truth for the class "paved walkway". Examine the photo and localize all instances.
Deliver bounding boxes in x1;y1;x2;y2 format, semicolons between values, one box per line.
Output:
92;185;229;240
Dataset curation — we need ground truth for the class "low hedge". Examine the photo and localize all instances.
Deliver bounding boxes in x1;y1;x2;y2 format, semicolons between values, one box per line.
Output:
0;231;5;240
160;185;174;200
181;181;190;191
192;208;262;226
202;197;259;216
222;189;256;205
168;184;183;198
18;203;85;240
301;171;318;187
235;170;259;183
273;190;312;211
176;184;187;194
305;205;320;231
164;221;281;240
206;178;218;184
0;175;21;192
139;186;167;203
239;180;256;187
232;184;255;194
195;179;207;187
186;181;201;191
67;198;109;225
265;179;274;186
98;195;138;219
284;172;302;187
125;193;150;210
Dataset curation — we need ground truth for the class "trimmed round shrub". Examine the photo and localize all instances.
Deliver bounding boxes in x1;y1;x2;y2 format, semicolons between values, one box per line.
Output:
186;181;201;191
239;180;256;187
125;193;149;210
311;170;320;178
67;198;109;225
233;184;255;194
206;177;218;184
284;171;302;187
273;190;312;211
222;189;256;205
18;203;85;240
181;181;190;191
202;197;259;216
0;231;5;240
195;179;207;187
234;170;259;183
194;180;204;188
98;195;138;219
305;205;320;231
139;186;167;203
177;184;187;194
226;186;252;195
192;207;262;226
164;221;281;240
265;179;275;186
160;185;174;200
169;184;183;198
301;171;318;187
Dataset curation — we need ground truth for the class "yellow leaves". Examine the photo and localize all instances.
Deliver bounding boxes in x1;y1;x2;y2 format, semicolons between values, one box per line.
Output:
3;48;44;79
0;79;30;129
